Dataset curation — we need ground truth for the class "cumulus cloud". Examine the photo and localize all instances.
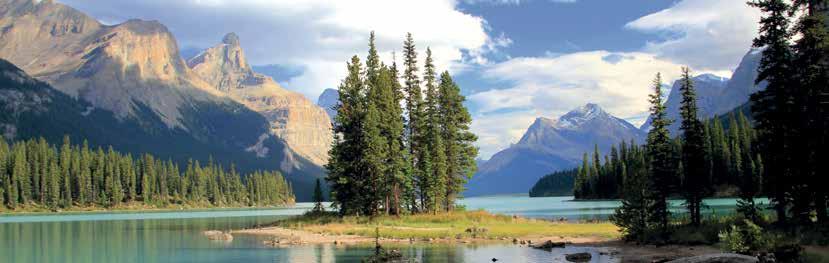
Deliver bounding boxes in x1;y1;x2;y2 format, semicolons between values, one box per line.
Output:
626;0;761;72
469;51;693;158
462;0;577;5
59;0;503;99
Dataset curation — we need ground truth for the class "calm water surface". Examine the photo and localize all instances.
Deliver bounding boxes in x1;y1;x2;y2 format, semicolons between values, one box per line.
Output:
1;195;759;262
459;195;769;220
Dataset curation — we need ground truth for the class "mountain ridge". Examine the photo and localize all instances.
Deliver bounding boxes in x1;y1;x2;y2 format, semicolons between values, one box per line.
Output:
187;33;333;166
466;103;646;196
0;0;325;200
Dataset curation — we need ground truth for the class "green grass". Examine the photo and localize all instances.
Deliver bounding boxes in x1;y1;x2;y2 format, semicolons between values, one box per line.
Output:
273;210;620;240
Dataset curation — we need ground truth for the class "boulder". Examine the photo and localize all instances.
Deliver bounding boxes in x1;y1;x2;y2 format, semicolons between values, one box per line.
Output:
666;253;758;263
202;230;233;241
531;240;566;250
565;252;592;262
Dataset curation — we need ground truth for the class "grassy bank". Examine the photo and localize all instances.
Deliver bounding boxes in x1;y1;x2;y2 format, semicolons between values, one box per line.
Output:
270;210;619;240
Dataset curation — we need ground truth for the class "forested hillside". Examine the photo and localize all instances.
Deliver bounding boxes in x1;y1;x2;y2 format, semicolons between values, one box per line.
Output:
0;136;293;210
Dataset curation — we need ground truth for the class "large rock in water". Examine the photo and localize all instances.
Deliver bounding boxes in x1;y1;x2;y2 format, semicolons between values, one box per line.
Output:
465;103;646;196
0;0;324;200
187;33;333;166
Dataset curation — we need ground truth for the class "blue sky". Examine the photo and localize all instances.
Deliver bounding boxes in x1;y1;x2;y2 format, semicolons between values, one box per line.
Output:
59;0;762;159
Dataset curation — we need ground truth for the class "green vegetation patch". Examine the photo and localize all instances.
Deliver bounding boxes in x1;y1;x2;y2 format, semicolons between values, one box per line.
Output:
274;210;620;240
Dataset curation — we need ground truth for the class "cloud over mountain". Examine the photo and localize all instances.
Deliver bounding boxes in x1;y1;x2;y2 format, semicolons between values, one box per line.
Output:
58;0;506;99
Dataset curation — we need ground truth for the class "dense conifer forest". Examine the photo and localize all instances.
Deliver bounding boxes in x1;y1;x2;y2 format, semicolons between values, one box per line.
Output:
0;136;294;210
606;0;829;245
326;33;478;216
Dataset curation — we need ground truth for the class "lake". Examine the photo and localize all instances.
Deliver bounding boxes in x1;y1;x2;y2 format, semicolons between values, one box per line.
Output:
0;195;762;262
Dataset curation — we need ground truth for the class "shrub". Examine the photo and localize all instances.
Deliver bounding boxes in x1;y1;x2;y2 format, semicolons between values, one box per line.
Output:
719;219;769;255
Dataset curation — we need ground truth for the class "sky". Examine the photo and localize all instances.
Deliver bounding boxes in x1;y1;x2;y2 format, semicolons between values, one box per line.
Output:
57;0;762;159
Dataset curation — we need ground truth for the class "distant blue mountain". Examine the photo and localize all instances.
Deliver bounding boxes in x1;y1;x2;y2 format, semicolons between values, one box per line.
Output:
465;103;646;196
316;88;338;123
640;48;764;134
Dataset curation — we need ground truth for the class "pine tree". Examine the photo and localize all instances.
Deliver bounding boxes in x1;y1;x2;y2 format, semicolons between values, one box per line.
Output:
47;156;60;210
611;146;651;243
748;0;795;225
385;54;412;215
678;67;709;226
438;71;477;211
0;139;7;207
791;0;829;224
313;178;324;212
362;74;389;215
575;153;590;198
11;144;28;207
59;136;72;207
423;48;447;213
326;55;366;216
645;73;674;236
402;33;426;212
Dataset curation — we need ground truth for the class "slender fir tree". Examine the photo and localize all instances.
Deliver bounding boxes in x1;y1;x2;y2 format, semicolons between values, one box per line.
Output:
678;67;709;226
438;71;477;211
748;0;795;225
791;0;829;224
645;73;674;237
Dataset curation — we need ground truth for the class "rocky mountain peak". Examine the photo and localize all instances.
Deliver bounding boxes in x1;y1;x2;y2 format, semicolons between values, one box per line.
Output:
187;34;334;166
468;103;645;196
187;33;258;91
317;88;339;122
555;103;611;130
222;32;241;46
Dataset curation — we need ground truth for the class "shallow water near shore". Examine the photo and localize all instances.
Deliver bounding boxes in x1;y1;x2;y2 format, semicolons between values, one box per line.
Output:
0;195;760;262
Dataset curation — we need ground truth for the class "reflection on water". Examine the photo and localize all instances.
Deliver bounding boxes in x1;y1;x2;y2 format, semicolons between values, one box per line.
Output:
0;195;757;263
0;215;615;262
459;195;769;220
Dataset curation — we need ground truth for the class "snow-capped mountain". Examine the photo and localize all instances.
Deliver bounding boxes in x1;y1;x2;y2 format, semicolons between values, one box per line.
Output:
640;48;764;134
465;103;646;196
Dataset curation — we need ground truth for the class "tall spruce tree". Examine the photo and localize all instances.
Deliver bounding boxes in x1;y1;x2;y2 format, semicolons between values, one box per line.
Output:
645;73;674;236
326;55;366;215
748;0;795;225
678;67;709;226
361;33;389;215
386;54;412;215
402;33;426;212
423;48;447;213
791;0;829;223
438;71;477;210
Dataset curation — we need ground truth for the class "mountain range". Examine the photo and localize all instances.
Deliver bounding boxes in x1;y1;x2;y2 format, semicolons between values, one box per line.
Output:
0;0;332;200
465;103;646;196
467;48;764;197
640;49;764;134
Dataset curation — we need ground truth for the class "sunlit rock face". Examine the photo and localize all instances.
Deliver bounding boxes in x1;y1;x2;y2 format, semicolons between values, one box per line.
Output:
0;0;229;129
187;33;333;166
0;0;329;192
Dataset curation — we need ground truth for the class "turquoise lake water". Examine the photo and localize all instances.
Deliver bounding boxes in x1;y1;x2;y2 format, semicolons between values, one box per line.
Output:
0;195;762;262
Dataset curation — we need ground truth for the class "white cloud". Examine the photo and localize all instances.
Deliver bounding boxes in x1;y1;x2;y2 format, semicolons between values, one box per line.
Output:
58;0;502;99
626;0;761;72
461;0;576;5
471;110;538;160
469;51;693;158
